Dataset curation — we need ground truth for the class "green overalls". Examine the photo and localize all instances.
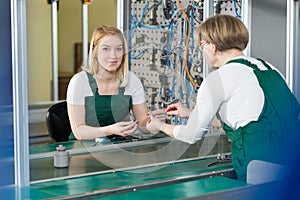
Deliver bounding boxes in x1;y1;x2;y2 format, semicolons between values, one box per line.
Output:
85;71;133;127
224;58;300;181
69;71;132;140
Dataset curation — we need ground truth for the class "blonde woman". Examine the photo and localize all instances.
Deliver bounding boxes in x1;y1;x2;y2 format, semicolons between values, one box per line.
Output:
67;25;163;140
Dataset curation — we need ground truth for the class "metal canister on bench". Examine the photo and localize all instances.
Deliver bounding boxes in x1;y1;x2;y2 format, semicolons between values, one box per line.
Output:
54;144;69;168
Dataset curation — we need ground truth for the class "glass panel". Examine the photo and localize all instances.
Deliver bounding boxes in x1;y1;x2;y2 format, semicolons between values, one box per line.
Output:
27;0;233;185
27;0;117;144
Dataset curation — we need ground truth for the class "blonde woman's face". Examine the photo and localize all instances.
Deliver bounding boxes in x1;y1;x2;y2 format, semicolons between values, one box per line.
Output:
97;35;124;72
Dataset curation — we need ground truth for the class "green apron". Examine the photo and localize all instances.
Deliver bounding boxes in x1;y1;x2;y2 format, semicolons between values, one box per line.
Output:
85;71;133;126
224;58;300;181
69;72;132;140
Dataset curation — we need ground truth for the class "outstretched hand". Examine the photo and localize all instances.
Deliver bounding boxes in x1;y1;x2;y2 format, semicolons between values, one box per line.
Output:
146;115;165;134
165;102;191;118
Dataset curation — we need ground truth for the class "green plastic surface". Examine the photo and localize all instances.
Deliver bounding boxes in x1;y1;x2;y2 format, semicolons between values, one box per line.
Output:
100;176;248;200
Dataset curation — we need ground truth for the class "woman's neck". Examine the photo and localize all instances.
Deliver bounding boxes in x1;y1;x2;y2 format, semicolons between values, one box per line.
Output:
95;78;119;95
94;69;117;83
93;70;120;95
216;49;244;67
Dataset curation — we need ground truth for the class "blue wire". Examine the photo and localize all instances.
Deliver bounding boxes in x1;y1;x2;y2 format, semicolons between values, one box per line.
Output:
128;2;150;67
131;48;148;59
138;3;149;26
171;77;175;100
233;0;241;19
140;24;171;30
190;5;195;49
188;5;195;74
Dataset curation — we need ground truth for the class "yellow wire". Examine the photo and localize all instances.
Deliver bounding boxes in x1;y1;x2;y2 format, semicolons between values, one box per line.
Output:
177;0;199;88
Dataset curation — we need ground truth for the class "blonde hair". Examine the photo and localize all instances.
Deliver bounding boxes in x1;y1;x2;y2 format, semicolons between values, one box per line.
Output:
82;25;129;87
195;14;249;52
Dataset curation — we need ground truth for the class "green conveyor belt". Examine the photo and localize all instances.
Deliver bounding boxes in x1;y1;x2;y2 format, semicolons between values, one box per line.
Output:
99;176;248;200
26;157;234;199
14;134;237;199
30;135;232;182
1;175;248;200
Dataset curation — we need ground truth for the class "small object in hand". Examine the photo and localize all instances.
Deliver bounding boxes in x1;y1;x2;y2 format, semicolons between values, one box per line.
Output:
129;113;136;121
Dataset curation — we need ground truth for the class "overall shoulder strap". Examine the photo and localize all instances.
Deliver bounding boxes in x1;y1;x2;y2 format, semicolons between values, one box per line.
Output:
226;58;260;70
118;87;125;95
227;58;272;71
85;71;98;94
256;58;272;70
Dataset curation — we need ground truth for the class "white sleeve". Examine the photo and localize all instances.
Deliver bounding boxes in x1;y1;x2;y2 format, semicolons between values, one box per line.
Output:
173;71;225;144
66;72;93;105
125;72;146;105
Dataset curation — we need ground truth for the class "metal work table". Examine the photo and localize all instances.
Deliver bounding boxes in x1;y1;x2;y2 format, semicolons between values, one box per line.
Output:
21;132;243;199
30;133;232;182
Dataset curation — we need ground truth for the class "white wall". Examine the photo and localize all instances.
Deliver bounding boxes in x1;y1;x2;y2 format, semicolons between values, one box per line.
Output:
251;0;300;101
251;0;286;75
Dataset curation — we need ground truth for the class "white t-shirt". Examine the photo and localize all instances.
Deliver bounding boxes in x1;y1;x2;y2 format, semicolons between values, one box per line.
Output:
173;56;284;144
67;71;145;105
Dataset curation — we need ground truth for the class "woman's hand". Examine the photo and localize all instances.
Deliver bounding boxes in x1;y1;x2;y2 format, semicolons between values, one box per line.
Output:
148;109;166;122
165;102;191;118
110;121;138;137
146;115;165;134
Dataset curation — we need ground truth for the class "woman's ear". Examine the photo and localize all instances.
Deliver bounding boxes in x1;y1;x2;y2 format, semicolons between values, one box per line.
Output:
212;43;218;54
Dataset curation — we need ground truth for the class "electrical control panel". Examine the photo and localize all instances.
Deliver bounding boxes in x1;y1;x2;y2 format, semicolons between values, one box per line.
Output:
126;0;242;124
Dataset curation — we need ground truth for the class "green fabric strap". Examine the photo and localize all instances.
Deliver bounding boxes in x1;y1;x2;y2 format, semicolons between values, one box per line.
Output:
85;71;98;93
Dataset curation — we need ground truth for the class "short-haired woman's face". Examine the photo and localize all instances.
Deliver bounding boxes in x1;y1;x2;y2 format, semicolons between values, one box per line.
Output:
199;40;215;68
97;35;124;72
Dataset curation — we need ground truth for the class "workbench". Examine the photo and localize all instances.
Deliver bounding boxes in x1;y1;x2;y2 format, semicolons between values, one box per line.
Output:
2;132;266;199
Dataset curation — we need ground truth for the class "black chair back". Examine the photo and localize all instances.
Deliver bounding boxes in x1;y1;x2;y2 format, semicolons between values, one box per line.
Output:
46;101;72;142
